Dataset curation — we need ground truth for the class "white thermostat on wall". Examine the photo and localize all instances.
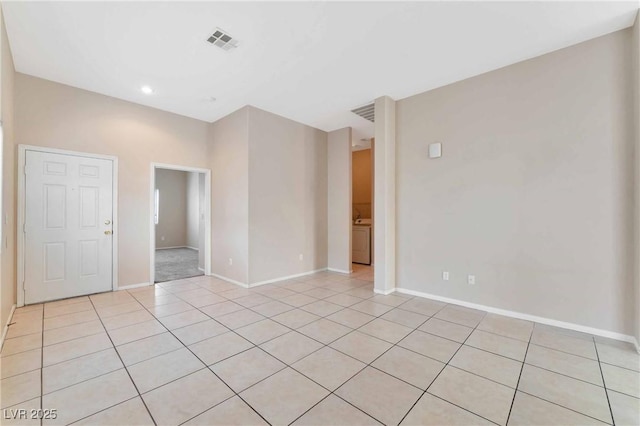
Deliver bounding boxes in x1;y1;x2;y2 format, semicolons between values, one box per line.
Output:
429;142;442;159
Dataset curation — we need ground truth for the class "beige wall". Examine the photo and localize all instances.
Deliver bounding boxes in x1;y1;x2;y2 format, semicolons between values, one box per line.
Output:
396;29;635;335
208;107;249;284
327;128;352;273
1;6;15;330
15;74;210;287
633;12;640;345
155;169;188;249
352;149;372;219
248;106;328;283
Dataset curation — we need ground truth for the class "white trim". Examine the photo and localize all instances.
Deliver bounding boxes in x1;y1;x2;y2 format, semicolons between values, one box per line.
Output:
209;273;249;288
396;287;638;345
249;268;328;287
0;122;4;255
0;304;16;352
17;145;119;307
150;163;212;285
374;288;395;295
155;246;195;250
186;246;199;251
198;267;205;273
327;268;352;274
117;282;152;291
373;96;396;295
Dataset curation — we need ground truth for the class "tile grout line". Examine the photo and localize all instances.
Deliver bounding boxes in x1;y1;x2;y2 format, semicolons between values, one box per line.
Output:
86;296;159;426
176;283;408;425
127;289;274;426
283;296;456;425
593;336;616;425
16;270;633;426
118;286;615;426
396;307;502;426
69;395;142;425
504;326;532;425
283;301;423;425
39;350;124;396
33;284;481;424
23;296;616;396
505;329;616;425
513;389;616;425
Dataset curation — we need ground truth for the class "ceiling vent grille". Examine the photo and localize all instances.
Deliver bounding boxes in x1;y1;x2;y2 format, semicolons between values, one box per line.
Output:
351;103;375;122
206;28;239;51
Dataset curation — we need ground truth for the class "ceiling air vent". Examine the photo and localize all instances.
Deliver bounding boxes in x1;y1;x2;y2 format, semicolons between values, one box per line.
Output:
206;28;239;51
351;103;375;123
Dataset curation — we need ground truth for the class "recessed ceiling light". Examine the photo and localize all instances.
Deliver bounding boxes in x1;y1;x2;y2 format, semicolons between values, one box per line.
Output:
141;85;154;95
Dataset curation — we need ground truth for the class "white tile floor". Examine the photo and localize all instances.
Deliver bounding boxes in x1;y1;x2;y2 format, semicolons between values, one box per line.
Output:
1;265;639;426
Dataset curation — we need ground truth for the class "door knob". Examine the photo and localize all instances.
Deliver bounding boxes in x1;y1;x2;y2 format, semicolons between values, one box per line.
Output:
104;220;111;225
104;230;112;235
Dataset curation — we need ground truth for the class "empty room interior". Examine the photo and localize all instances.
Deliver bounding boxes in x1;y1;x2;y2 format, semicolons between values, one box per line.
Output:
0;1;639;425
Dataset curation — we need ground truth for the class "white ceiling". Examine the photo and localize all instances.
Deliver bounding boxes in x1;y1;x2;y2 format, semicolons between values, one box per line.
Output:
3;1;638;143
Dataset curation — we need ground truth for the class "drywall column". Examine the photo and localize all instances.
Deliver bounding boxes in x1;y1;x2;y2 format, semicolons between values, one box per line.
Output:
327;127;352;273
0;5;15;335
374;96;396;294
208;107;249;285
633;12;640;351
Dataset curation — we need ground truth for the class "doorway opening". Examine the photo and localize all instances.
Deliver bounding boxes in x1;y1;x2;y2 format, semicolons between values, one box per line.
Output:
352;139;374;275
150;164;211;283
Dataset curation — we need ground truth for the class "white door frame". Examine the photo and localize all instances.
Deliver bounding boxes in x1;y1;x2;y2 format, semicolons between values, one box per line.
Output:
17;145;119;307
150;163;212;284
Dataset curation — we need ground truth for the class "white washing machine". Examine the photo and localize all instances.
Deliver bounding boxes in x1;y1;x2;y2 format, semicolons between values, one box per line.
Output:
352;218;371;265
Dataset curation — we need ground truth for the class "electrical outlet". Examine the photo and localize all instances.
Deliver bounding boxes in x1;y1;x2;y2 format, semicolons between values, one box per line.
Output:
442;271;449;281
468;275;476;285
299;254;304;261
229;258;233;266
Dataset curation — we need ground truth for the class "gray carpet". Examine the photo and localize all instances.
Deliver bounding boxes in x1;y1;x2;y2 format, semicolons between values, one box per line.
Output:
155;247;203;283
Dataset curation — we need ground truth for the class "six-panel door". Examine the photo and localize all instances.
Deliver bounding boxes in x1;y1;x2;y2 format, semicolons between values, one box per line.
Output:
24;150;113;304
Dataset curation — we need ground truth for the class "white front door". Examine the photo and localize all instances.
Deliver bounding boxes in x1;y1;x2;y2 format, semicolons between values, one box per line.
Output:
24;150;114;304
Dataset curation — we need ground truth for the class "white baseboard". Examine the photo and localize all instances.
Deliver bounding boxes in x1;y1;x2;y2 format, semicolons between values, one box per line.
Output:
117;282;152;291
156;246;193;250
327;268;352;274
396;287;638;346
249;268;328;288
209;273;249;288
186;247;199;251
0;304;17;352
198;267;205;273
374;288;395;295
